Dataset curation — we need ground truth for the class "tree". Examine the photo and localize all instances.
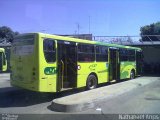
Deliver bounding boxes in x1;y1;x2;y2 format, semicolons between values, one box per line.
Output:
140;22;160;41
0;26;19;43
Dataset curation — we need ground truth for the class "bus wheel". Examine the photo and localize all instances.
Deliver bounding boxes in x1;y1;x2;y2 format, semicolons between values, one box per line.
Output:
130;70;135;79
86;75;97;90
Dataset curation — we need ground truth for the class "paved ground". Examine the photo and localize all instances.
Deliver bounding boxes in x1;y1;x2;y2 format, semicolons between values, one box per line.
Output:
81;78;160;114
0;73;10;87
51;76;159;112
0;74;160;119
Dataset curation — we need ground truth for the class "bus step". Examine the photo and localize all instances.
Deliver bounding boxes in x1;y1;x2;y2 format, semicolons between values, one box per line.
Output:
61;88;73;91
110;80;117;83
63;81;70;88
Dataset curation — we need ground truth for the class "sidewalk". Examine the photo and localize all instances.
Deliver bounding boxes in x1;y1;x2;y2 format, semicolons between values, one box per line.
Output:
0;73;10;77
51;77;159;112
0;73;10;81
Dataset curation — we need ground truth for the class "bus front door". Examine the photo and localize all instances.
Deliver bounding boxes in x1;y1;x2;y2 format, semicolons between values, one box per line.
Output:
109;48;120;81
57;41;77;91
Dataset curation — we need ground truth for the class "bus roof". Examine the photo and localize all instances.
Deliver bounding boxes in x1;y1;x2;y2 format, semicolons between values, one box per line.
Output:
16;32;141;50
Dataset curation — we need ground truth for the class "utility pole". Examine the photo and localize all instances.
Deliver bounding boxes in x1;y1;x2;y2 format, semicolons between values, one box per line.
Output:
77;23;80;35
74;30;77;35
76;23;80;35
89;16;90;34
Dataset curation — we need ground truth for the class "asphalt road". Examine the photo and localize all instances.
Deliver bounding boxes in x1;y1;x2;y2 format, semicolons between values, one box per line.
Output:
0;74;160;120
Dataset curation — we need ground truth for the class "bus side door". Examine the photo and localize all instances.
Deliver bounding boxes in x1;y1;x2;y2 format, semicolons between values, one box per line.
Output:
136;51;142;75
109;48;120;81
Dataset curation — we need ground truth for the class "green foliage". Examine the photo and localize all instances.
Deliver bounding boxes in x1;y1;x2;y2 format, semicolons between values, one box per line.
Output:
0;26;19;43
140;22;160;41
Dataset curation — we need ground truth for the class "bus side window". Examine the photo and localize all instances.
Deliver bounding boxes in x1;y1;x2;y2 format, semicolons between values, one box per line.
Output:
43;39;56;63
96;46;108;62
128;50;135;61
78;44;95;62
120;49;135;62
119;49;127;61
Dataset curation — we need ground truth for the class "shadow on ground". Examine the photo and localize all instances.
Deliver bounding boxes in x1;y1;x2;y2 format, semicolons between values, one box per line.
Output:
142;73;160;77
0;75;157;108
0;87;53;107
0;86;88;108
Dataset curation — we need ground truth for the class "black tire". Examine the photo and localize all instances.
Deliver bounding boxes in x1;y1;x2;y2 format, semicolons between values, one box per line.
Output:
130;70;135;80
86;75;98;90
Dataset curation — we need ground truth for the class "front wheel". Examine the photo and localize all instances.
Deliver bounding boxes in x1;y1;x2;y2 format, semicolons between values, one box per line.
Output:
130;70;135;79
86;75;98;90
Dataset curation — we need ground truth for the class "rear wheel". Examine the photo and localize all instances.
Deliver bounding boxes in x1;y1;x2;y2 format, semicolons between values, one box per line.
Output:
86;75;98;90
130;70;135;79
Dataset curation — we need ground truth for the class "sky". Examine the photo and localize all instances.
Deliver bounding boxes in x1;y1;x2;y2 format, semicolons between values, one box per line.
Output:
0;0;160;36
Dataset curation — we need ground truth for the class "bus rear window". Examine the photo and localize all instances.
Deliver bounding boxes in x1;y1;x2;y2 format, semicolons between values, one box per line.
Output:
43;38;56;63
13;34;35;55
13;35;34;46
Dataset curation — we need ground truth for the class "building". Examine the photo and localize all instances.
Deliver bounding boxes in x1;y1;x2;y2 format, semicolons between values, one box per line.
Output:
59;34;92;40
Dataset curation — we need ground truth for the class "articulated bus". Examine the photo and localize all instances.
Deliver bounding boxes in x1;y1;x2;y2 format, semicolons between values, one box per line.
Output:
10;33;142;92
0;48;7;72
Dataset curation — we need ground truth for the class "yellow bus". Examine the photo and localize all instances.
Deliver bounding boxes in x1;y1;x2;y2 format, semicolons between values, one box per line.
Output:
10;33;142;92
0;48;7;72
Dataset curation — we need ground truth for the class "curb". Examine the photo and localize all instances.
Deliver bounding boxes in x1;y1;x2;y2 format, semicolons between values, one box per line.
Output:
51;101;95;112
